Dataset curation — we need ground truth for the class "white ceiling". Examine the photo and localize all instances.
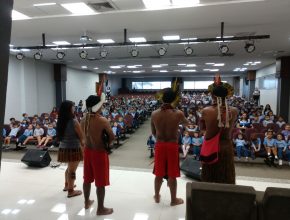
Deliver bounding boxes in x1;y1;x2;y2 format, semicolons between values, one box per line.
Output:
10;0;290;76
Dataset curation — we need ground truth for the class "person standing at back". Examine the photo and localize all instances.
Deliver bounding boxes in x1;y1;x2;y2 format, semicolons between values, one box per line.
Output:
200;75;238;184
81;94;115;216
151;88;189;206
57;100;84;198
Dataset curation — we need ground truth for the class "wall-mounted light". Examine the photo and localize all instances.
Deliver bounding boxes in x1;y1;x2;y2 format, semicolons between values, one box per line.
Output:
158;47;167;56
56;51;65;60
245;41;255;53
34;51;42;60
16;52;25;60
79;50;88;59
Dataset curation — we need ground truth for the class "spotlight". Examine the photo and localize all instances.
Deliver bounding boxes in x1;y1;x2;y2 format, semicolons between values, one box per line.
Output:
100;49;108;58
184;46;193;55
16;52;24;60
56;51;65;60
158;47;167;56
130;48;139;57
245;42;255;53
79;50;88;59
219;44;229;54
80;35;92;42
34;51;42;60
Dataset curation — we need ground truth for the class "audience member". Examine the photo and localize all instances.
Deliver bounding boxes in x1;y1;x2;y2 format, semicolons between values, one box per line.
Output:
275;133;287;166
181;131;192;158
191;131;203;160
233;133;248;161
16;124;34;149
264;131;278;160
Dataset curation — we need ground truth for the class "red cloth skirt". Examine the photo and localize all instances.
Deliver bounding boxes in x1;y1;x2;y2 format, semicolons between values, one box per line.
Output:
83;147;110;187
154;142;180;178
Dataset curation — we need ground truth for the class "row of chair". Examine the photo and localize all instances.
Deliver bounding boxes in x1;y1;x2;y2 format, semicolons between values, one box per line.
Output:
186;181;290;220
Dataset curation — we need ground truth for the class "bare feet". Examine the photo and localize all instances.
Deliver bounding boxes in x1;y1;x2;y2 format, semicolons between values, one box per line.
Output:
84;200;94;209
67;190;82;198
154;194;161;203
63;184;76;191
96;207;113;216
170;198;184;206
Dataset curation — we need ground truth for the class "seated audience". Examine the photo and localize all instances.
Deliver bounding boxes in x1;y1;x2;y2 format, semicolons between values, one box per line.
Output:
16;124;34;149
264;131;278;160
9;118;16;128
286;140;290;166
2;128;6;139
275;133;287;166
250;134;261;160
282;124;290;141
3;123;19;148
233;133;249;161
263;115;274;127
23;123;44;147
237;113;252;129
276;116;286;128
38;123;56;147
192;131;203;160
50;107;58;119
181;131;192;158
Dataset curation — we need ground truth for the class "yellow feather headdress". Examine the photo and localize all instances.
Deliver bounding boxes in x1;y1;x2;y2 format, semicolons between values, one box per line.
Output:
155;78;181;108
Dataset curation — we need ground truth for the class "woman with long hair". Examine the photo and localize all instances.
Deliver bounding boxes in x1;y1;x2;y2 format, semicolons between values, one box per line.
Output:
57;100;84;198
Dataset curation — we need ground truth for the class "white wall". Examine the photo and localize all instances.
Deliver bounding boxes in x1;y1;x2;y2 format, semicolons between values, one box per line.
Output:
66;68;99;105
5;56;55;123
256;64;277;114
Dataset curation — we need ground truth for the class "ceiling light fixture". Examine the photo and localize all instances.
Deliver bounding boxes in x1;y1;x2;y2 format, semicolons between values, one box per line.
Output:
16;52;24;60
12;10;30;20
152;65;162;68
163;35;180;41
130;48;139;57
56;51;65;60
52;41;70;45
97;39;115;44
34;51;42;60
142;0;170;9
245;41;255;53
158;47;167;56
219;44;229;55
127;65;137;69
81;66;87;69
186;64;196;67
213;63;225;66
184;46;193;55
160;70;168;72
129;37;147;43
79;50;88;59
61;3;95;15
110;66;122;69
33;3;56;7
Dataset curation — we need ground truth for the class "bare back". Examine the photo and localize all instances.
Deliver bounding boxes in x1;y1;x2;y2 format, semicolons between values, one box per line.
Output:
151;108;189;143
200;106;238;140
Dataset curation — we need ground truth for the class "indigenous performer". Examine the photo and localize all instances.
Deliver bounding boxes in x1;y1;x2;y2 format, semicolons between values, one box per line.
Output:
200;75;238;184
81;93;115;215
151;82;189;206
57;100;84;197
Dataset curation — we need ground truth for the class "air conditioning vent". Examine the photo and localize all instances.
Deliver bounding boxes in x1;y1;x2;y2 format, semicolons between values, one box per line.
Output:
88;2;116;12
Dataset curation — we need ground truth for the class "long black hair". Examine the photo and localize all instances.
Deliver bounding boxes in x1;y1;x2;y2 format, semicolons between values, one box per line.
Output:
56;100;74;141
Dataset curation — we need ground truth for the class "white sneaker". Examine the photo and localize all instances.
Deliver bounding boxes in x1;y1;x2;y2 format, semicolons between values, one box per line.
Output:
279;160;282;166
245;157;249;161
288;162;290;166
50;145;55;149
